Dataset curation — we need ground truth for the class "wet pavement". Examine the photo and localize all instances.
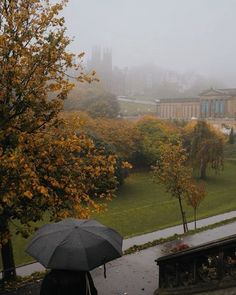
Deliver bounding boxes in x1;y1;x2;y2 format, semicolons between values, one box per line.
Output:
92;246;161;295
123;210;236;250
92;220;236;295
14;211;236;295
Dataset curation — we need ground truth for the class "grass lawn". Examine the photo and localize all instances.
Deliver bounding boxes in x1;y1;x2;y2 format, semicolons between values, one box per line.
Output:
95;160;236;238
119;100;156;116
1;158;236;268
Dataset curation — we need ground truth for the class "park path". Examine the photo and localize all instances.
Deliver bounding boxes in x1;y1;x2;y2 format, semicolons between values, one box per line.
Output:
123;210;236;249
15;210;236;278
92;219;236;295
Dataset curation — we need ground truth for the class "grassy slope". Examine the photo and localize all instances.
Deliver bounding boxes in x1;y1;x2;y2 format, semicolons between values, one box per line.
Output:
198;160;236;216
2;145;236;267
95;172;177;237
96;160;236;238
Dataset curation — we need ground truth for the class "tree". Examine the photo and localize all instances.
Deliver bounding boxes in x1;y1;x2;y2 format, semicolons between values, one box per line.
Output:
153;143;193;233
0;0;108;281
85;116;140;163
0;0;94;135
186;121;224;180
62;112;134;183
65;85;120;118
135;116;180;167
79;128;130;186
186;181;205;229
0;125;117;280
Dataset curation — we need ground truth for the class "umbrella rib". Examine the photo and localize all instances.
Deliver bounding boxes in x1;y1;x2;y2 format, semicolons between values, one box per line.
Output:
79;228;123;261
46;227;76;267
47;227;91;270
27;227;70;246
81;236;90;270
79;227;122;255
26;219;123;270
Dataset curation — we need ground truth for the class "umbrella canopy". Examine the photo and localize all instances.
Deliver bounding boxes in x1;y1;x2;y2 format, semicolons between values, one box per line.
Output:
26;218;123;271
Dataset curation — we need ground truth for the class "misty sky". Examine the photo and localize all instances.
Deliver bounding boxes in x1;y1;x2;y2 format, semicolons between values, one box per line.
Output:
63;0;236;85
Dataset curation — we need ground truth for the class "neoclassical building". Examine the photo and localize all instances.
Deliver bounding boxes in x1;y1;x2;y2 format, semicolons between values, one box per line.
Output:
157;88;236;120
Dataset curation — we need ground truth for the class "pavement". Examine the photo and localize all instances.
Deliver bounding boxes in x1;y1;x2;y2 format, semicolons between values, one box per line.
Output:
14;210;236;295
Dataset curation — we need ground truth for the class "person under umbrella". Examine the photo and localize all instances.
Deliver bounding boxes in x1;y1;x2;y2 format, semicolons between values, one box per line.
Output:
26;218;123;295
40;269;97;295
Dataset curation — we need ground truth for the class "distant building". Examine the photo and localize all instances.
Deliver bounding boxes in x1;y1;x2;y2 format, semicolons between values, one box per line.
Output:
86;47;207;97
200;88;236;119
87;47;113;91
156;88;236;120
112;66;128;96
157;97;200;120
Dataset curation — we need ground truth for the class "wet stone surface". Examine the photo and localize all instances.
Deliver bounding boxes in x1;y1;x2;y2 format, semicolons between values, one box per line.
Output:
92;246;161;295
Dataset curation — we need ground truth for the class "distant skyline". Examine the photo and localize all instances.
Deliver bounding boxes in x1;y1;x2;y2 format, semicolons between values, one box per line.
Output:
62;0;236;86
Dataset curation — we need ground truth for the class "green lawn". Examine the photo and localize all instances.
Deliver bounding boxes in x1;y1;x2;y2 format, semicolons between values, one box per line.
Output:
95;160;236;238
2;158;236;268
119;101;156;116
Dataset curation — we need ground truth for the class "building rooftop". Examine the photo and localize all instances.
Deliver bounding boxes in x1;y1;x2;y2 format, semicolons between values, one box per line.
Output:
200;88;236;96
158;97;199;103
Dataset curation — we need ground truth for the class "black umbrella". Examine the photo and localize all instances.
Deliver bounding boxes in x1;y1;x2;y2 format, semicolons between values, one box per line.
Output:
25;218;123;271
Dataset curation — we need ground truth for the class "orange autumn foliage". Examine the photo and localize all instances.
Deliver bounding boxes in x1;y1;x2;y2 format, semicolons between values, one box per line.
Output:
0;0;116;280
0;125;117;241
153;142;205;232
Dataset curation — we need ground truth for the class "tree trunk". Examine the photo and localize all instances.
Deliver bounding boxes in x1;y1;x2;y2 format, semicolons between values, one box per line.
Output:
1;223;16;281
200;160;207;180
178;197;188;233
194;208;197;230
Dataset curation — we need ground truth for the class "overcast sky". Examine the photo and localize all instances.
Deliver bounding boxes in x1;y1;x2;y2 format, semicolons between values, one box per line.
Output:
63;0;236;85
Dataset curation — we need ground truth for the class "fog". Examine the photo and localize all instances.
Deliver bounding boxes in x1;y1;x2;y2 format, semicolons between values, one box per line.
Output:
63;0;236;87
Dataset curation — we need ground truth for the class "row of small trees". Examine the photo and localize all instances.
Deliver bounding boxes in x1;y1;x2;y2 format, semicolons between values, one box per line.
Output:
76;113;224;180
153;119;224;233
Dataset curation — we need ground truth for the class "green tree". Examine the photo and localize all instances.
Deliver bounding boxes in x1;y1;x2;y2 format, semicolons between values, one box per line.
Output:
135;116;180;167
82;129;127;186
188;121;224;180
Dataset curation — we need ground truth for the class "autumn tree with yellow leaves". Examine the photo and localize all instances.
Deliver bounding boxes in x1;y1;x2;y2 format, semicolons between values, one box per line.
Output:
84;116;140;162
186;181;205;229
0;0;116;280
153;142;205;233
